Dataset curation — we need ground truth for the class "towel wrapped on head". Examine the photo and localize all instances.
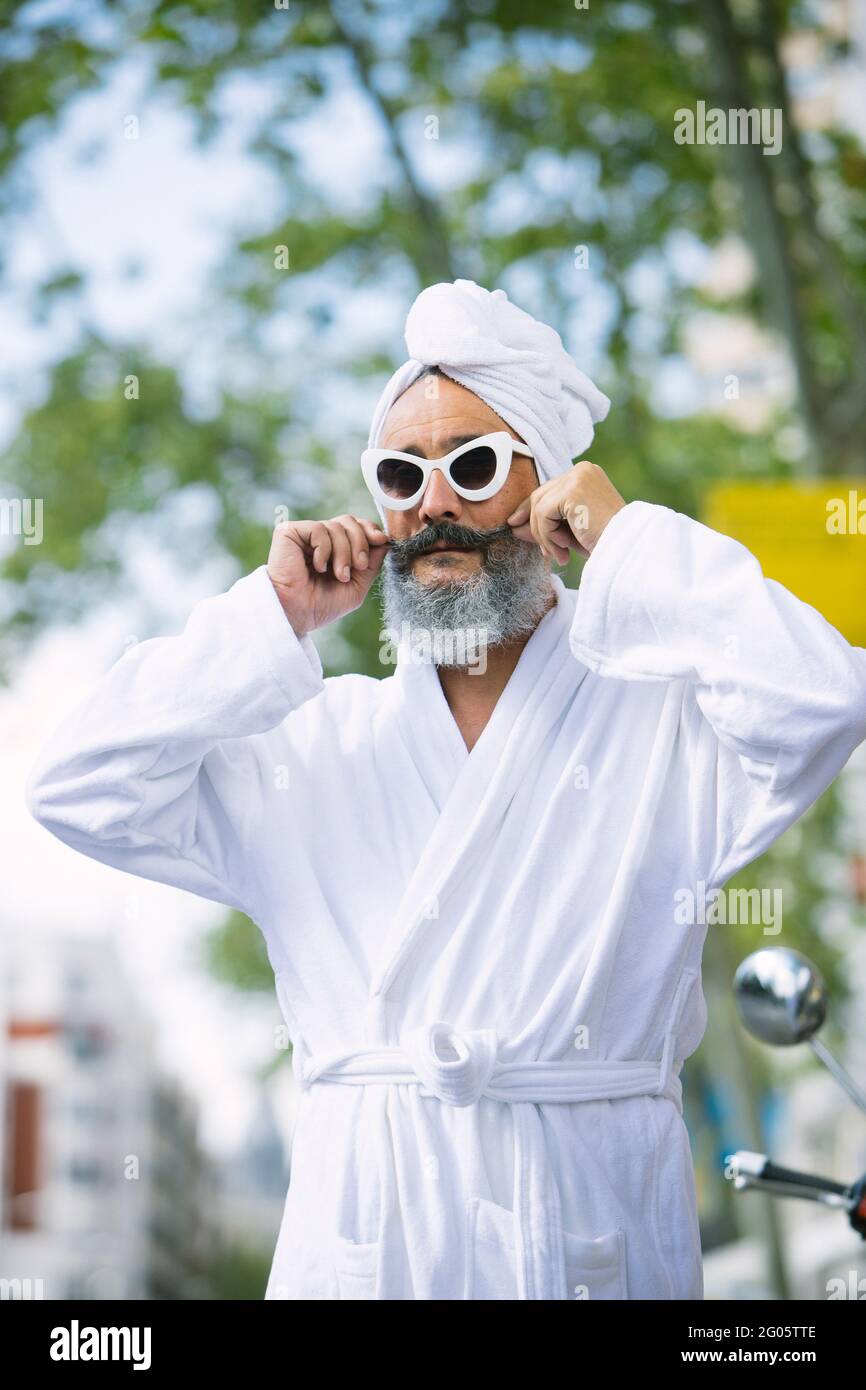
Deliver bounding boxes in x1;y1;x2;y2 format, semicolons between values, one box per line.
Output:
366;278;610;519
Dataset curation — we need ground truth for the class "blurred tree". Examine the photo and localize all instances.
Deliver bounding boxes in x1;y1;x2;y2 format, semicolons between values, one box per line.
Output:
2;0;864;1291
197;1236;274;1300
4;0;865;663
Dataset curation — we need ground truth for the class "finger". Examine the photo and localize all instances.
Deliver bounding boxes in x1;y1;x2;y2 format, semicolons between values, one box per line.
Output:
357;518;391;546
529;500;558;562
535;499;571;560
325;522;353;583
547;514;578;547
276;519;313;548
528;503;545;556
538;522;570;566
536;528;570;566
552;510;590;560
346;531;389;599
509;522;536;545
506;497;532;527
338;515;371;572
363;540;389;578
309;522;332;574
510;476;558;524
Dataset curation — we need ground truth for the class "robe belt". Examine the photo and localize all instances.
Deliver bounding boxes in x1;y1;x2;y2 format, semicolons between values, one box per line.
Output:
296;1021;684;1300
299;1020;683;1109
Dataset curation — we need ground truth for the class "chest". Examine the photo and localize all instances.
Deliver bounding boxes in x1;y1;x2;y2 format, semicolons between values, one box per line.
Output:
271;669;689;897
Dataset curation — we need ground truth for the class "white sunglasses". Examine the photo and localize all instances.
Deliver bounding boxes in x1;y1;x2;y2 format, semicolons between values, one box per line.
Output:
361;431;535;512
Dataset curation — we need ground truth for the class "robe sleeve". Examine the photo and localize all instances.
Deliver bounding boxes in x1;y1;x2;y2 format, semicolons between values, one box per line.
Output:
569;500;866;884
25;564;325;914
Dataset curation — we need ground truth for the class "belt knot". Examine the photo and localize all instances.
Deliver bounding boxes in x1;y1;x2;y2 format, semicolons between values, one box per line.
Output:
403;1021;498;1106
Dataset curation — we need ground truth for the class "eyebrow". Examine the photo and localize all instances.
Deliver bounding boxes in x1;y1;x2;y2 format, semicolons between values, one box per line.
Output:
395;434;485;459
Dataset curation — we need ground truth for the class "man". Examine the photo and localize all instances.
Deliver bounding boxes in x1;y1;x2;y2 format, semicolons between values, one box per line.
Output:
27;279;866;1300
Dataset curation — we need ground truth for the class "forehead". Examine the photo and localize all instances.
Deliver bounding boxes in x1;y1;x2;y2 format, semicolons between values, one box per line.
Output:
380;373;513;453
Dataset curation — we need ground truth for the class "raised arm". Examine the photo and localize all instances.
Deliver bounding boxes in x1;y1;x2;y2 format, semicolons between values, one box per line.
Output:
26;565;326;913
568;499;866;882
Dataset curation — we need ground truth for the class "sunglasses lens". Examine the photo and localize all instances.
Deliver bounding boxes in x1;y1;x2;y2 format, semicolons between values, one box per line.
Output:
450;445;498;492
376;458;425;500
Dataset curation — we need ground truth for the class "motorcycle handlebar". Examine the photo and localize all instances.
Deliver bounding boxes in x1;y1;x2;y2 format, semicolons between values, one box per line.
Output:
727;1151;866;1237
756;1158;851;1198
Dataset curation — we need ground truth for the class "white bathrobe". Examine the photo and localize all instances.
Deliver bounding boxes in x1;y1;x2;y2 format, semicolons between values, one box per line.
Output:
26;501;866;1300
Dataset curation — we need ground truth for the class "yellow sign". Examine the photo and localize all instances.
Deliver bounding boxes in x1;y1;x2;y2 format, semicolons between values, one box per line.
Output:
703;480;866;648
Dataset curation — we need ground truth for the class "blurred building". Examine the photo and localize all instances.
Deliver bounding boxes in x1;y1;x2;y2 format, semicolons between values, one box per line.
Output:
217;1086;290;1251
146;1078;221;1300
0;934;219;1299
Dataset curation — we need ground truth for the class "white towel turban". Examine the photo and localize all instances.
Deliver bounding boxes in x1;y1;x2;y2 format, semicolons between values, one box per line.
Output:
365;278;610;521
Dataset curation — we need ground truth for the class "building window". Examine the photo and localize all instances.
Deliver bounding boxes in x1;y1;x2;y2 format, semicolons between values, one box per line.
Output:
3;1082;41;1231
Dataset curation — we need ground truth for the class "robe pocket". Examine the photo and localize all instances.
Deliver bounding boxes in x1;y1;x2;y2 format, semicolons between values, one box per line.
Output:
465;1196;628;1301
563;1227;628;1301
465;1196;521;1299
333;1234;380;1300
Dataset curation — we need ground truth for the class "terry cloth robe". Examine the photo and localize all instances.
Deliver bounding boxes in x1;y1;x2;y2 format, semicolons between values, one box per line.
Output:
26;501;866;1300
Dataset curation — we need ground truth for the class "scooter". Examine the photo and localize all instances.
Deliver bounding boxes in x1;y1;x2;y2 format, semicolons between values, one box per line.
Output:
725;947;866;1239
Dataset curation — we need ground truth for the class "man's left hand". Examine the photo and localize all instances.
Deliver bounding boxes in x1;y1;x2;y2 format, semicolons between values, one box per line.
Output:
506;460;626;564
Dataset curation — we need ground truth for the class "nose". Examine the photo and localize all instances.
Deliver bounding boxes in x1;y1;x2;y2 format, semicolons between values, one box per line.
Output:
418;467;463;525
403;1022;499;1106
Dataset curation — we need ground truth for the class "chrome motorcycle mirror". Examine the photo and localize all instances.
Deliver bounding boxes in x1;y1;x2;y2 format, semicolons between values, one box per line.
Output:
734;947;866;1116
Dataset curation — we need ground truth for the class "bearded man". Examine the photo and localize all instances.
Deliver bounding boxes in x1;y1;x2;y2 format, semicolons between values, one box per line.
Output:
27;279;866;1300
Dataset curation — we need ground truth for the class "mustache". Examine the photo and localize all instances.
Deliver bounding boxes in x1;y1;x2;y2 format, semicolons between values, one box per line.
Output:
387;520;516;570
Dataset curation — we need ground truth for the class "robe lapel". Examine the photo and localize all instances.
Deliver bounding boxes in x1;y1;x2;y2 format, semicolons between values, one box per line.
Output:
385;653;467;815
372;576;588;1000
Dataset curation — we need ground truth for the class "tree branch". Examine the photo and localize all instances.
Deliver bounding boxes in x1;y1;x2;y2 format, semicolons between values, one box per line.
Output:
330;6;456;286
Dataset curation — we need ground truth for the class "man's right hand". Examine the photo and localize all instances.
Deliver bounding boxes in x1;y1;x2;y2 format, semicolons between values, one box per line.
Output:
267;515;391;638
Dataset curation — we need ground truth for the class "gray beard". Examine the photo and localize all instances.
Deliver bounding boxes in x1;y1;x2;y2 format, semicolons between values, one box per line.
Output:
379;522;554;669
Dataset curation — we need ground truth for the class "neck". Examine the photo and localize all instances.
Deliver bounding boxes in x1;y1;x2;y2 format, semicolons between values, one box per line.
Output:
436;588;557;751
